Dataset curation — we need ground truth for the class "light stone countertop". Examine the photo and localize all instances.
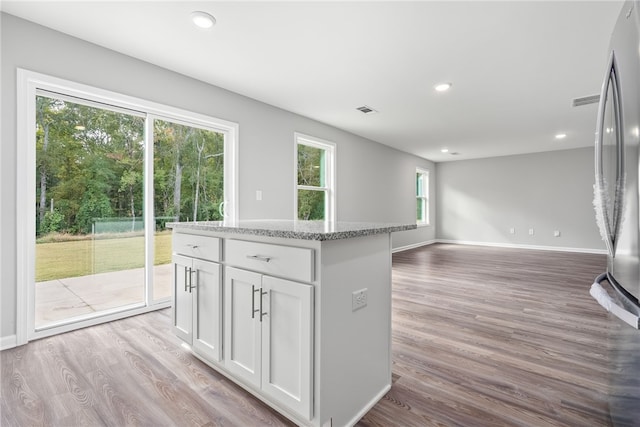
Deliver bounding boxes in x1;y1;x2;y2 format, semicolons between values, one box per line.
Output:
167;219;416;241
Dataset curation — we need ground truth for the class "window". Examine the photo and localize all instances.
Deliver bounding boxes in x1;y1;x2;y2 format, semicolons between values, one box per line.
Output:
295;133;335;221
416;168;429;225
17;69;238;342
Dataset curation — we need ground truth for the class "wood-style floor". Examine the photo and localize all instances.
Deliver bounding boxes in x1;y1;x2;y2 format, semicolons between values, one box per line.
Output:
360;244;610;427
1;244;611;426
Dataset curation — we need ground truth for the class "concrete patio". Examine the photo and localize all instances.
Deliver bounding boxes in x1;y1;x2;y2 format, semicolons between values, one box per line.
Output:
35;264;172;328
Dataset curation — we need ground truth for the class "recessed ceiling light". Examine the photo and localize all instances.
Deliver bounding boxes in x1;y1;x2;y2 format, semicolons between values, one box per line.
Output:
555;133;567;140
191;11;216;29
434;83;452;92
441;148;449;153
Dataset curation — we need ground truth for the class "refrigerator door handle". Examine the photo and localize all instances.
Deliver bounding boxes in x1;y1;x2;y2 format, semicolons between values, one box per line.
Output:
594;50;625;258
590;273;639;330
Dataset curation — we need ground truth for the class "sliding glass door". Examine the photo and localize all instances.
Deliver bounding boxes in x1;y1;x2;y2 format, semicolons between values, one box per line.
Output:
20;70;238;340
35;93;147;329
152;119;226;301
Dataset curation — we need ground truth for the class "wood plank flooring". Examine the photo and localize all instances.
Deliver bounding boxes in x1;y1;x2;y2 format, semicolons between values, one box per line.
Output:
1;243;612;426
359;244;611;427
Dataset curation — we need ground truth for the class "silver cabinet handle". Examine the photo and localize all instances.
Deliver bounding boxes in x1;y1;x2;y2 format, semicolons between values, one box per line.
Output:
188;268;195;293
186;244;199;249
183;267;194;293
251;285;260;319
246;254;271;263
259;289;268;322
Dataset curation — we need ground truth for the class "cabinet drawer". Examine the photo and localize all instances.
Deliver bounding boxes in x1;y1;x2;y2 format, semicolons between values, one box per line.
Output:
225;240;314;282
173;233;221;262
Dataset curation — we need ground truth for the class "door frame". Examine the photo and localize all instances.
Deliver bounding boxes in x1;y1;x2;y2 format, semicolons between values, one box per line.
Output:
16;69;238;344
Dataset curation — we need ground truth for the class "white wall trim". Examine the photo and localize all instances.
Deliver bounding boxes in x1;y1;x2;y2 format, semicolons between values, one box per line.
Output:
16;69;35;346
390;238;606;255
392;239;436;253
1;335;18;351
435;239;608;255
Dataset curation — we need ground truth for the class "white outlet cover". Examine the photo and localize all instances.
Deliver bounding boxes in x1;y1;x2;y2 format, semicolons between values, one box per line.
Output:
352;288;368;311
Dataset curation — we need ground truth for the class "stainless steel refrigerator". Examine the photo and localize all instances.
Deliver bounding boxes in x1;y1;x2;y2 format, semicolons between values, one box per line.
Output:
590;1;640;426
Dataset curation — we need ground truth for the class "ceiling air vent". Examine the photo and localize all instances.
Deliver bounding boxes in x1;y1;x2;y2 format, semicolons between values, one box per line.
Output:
356;105;378;114
572;94;600;107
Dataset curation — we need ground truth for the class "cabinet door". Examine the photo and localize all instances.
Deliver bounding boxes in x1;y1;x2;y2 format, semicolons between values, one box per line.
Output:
192;259;222;363
172;254;193;344
261;276;313;420
224;267;262;388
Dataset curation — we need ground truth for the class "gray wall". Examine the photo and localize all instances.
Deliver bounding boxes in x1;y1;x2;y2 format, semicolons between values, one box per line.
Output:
436;148;605;251
0;13;435;341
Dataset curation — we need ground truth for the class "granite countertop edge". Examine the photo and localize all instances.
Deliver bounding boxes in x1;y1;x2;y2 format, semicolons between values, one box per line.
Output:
166;221;417;241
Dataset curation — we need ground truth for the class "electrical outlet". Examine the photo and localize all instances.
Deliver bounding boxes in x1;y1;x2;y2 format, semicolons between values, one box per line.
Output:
509;227;515;234
554;230;561;237
352;288;368;311
529;228;535;236
256;190;262;201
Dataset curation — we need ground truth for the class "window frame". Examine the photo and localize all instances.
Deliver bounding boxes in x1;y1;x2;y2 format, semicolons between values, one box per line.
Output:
16;69;238;344
294;133;336;222
416;167;430;226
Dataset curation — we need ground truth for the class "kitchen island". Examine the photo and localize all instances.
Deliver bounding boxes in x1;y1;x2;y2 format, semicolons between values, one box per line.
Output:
167;220;416;427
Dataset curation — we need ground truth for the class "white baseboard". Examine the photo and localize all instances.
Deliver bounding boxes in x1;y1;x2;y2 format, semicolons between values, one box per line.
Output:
1;335;17;351
392;239;436;253
435;239;608;255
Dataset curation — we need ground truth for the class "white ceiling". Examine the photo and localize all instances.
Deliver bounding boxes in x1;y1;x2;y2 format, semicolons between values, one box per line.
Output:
1;1;624;162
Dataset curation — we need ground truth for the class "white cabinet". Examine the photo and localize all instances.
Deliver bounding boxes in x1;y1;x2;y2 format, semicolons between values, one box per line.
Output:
172;254;194;343
223;267;262;386
170;225;395;427
224;266;314;420
172;235;222;365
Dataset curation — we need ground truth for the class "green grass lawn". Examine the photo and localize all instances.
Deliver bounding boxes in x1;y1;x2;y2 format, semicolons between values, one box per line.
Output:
36;231;172;282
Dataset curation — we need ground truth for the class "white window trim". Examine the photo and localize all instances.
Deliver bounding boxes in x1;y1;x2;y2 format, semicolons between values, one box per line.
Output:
416;167;430;227
294;133;336;222
16;69;239;344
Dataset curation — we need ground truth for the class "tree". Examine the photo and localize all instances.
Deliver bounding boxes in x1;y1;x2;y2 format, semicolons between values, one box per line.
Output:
193;133;205;221
153;121;224;223
35;97;225;237
297;144;326;220
36;96;53;227
36;96;75;231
